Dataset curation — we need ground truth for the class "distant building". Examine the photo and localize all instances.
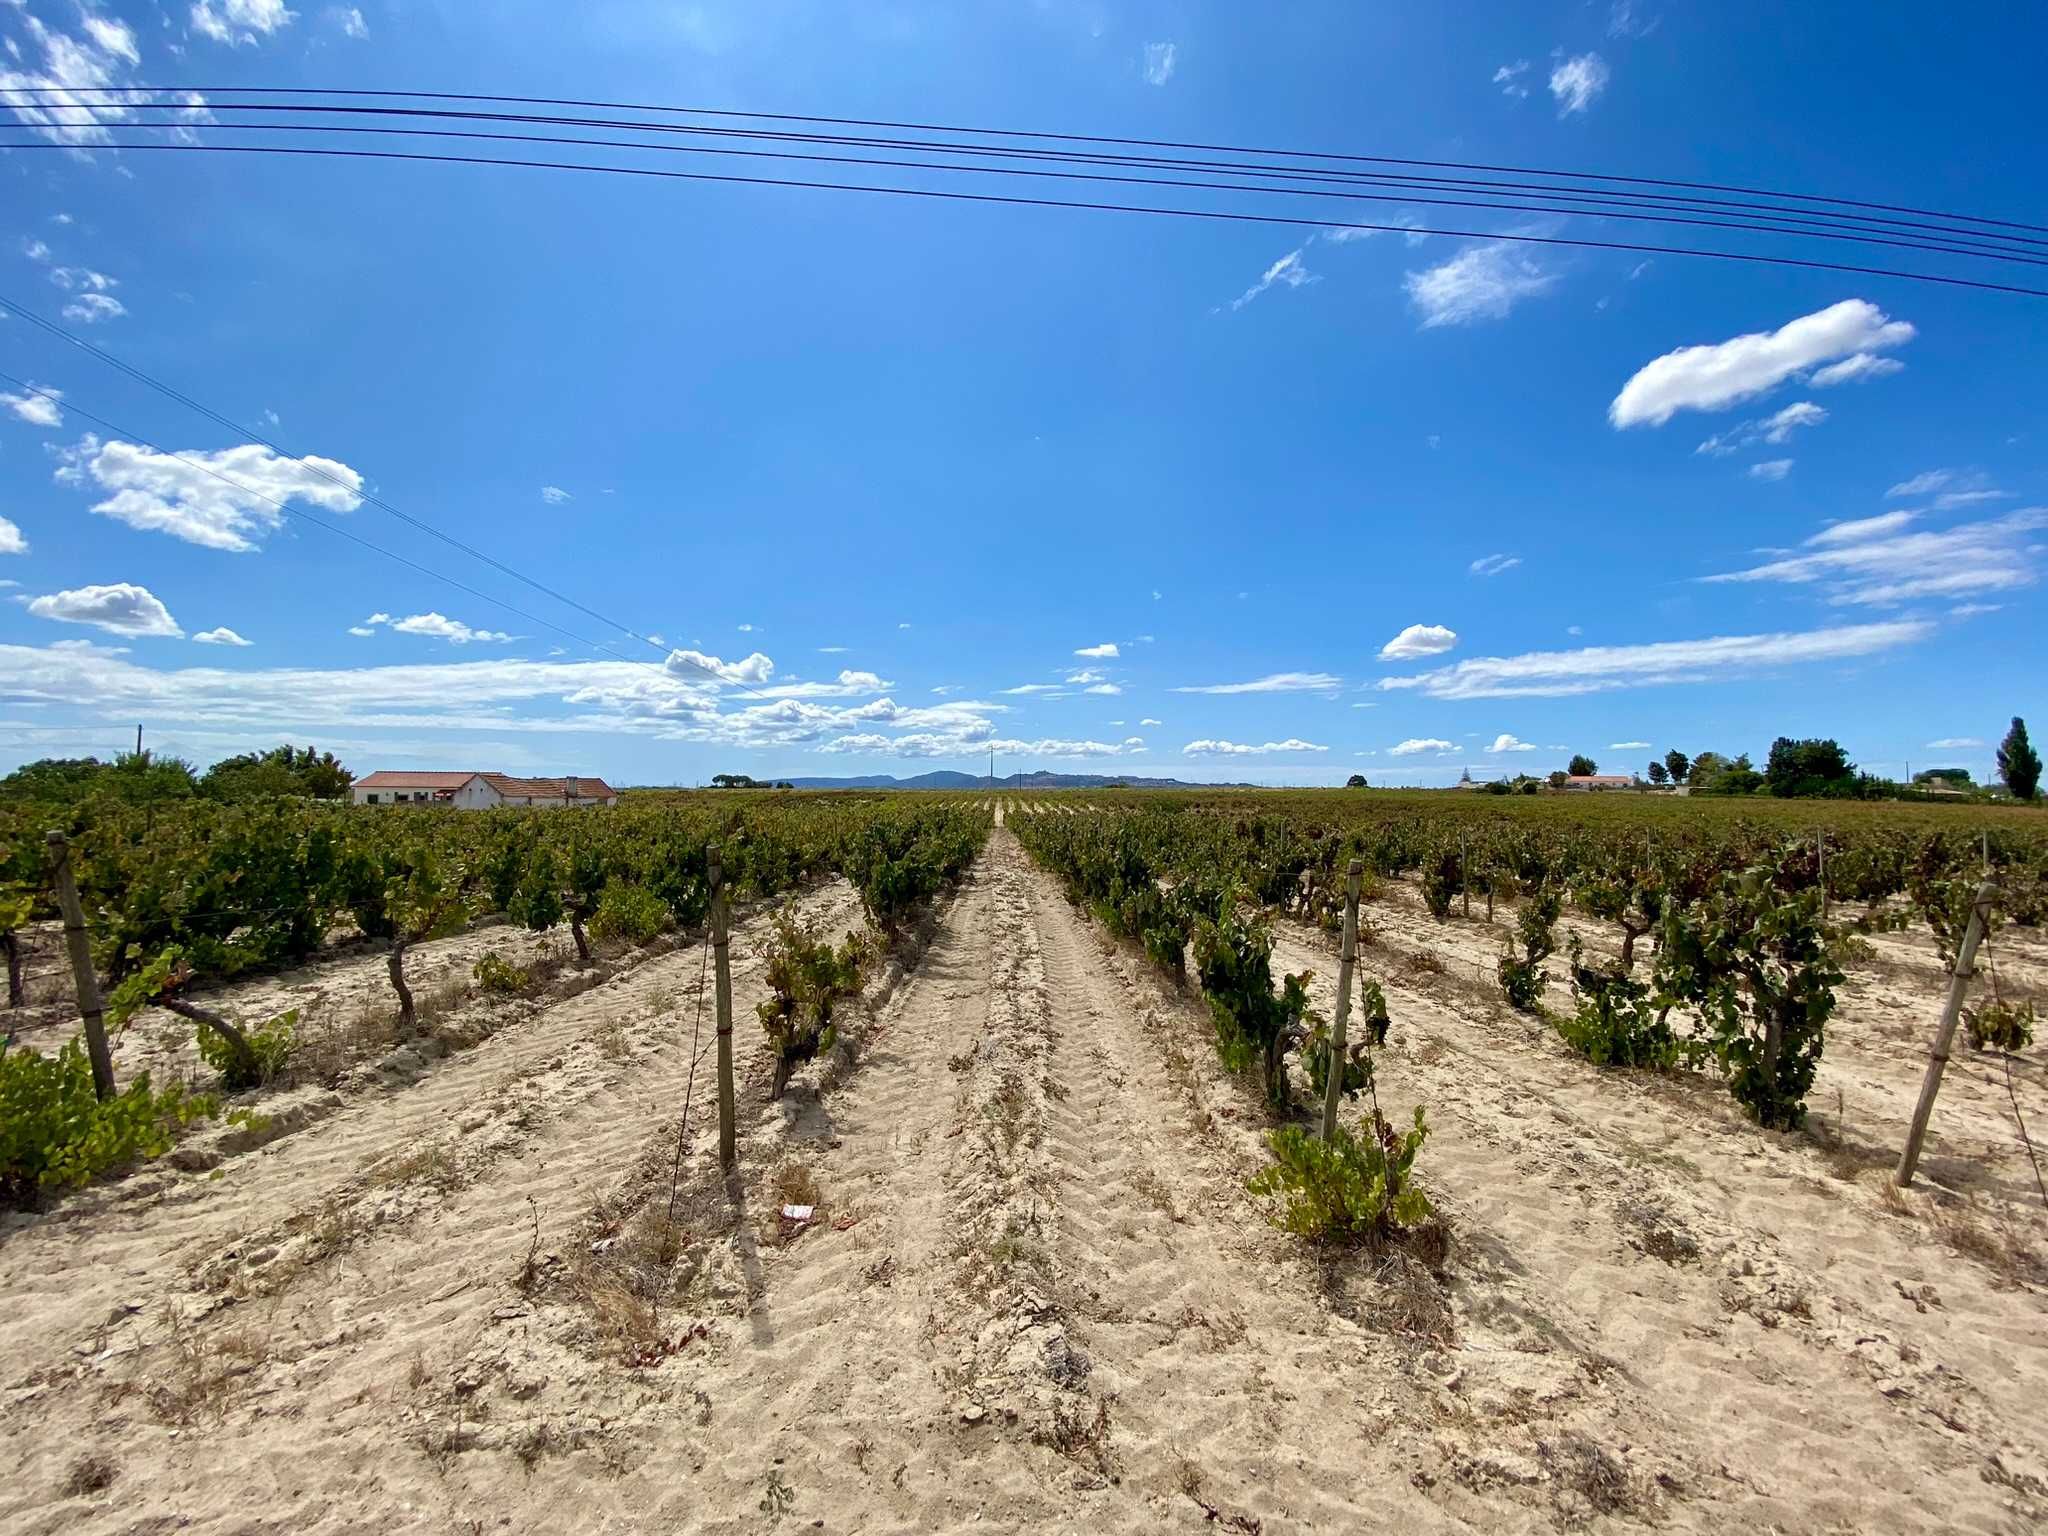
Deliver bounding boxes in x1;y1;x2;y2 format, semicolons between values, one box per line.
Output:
1563;774;1636;792
352;771;618;808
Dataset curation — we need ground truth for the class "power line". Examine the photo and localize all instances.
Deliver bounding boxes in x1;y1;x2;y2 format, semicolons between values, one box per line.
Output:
18;90;2048;258
32;83;2047;238
42;111;2048;270
6;138;2043;299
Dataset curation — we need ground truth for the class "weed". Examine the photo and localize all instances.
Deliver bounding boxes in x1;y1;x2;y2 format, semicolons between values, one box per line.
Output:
60;1453;117;1497
759;1469;795;1520
775;1162;822;1210
850;1434;875;1472
473;950;534;996
368;1144;465;1194
1037;1394;1115;1475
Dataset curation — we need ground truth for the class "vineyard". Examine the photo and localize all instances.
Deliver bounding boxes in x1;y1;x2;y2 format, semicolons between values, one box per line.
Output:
2;788;2045;1533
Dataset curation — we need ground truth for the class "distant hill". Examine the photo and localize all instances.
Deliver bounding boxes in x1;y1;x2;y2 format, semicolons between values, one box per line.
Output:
780;769;1255;790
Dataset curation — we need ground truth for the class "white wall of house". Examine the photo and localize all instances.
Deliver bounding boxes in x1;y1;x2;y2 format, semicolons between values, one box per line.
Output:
354;776;504;807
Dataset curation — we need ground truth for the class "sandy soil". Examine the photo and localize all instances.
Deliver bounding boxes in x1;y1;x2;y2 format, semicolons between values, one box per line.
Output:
3;835;2044;1534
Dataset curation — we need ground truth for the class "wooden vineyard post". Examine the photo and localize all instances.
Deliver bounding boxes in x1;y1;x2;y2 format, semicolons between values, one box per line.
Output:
1460;834;1471;920
1896;879;1997;1188
1818;831;1829;920
1321;860;1364;1142
710;844;737;1172
45;831;116;1102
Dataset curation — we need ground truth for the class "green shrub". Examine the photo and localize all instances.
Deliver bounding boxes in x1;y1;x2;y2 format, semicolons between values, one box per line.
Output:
1302;979;1390;1099
757;910;870;1098
1420;845;1459;922
588;882;669;946
1192;907;1315;1110
197;1008;297;1091
1965;997;2036;1052
1559;939;1685;1069
1;1038;215;1206
473;949;534;995
1498;882;1560;1011
1247;1113;1431;1244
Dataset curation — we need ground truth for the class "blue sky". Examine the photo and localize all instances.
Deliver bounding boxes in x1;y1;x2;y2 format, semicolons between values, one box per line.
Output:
0;0;2041;786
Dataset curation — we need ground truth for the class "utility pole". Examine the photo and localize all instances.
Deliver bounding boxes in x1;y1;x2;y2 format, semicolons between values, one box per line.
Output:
134;723;143;758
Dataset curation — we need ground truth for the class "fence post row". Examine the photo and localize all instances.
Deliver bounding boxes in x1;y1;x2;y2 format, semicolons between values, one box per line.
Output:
1321;859;1364;1142
708;844;737;1172
1896;878;1998;1188
45;830;117;1103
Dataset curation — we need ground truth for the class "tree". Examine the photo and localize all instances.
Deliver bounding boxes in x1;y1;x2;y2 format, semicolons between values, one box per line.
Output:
202;744;352;801
1567;754;1598;777
1663;749;1690;785
1913;768;1973;786
1764;737;1856;798
1692;752;1763;796
1546;770;1568;789
1999;717;2041;801
1647;761;1669;785
1345;773;1368;789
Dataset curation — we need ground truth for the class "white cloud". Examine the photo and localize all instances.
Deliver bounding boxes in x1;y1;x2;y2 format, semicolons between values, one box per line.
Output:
1389;738;1456;757
539;485;572;504
1886;470;1953;498
1550;52;1611;115
1609;1;1658;38
191;0;296;46
1173;671;1342;695
1811;352;1905;388
1748;459;1794;482
1183;739;1328;757
388;613;514;645
1492;60;1531;99
1378;623;1458;661
1489;733;1538;753
49;266;116;292
1697;400;1828;456
1704;507;2046;607
1926;737;1984;749
1609;740;1652;749
1140;717;1162;726
817;645;849;654
1083;682;1122;695
1074;642;1120;658
78;13;140;63
1884;469;2012;511
1143;41;1177;85
1;384;62;428
346;625;376;638
1001;683;1066;696
1610;299;1914;428
0;517;28;555
898;621;912;629
1377;620;1933;699
331;5;366;38
1806;510;1916;546
1405;241;1557;328
26;581;182;637
1;13;151;148
1469;553;1521;577
1231;249;1316;311
192;626;251;646
57;435;365;552
663;647;773;684
1065;669;1107;685
21;238;52;262
61;293;126;324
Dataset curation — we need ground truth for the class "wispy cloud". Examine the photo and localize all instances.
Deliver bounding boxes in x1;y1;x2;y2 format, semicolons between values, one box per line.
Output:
1884;468;2013;510
1469;553;1521;578
1609;740;1652;749
1230;249;1316;311
1549;52;1612;115
1811;352;1904;388
1703;506;2046;606
1378;624;1458;660
1492;60;1531;99
191;0;296;47
1748;459;1794;482
1143;41;1177;85
1377;621;1932;699
1405;241;1556;328
1183;738;1328;757
1609;1;1659;38
1173;671;1342;695
1926;737;1984;749
1697;400;1827;456
1610;300;1914;428
540;485;572;504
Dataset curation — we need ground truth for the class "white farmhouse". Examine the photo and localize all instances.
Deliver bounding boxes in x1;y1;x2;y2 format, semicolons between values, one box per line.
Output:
352;771;619;808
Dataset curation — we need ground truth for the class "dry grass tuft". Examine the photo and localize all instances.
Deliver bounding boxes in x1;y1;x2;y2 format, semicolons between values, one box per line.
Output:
1037;1393;1115;1476
775;1161;822;1211
60;1453;117;1497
